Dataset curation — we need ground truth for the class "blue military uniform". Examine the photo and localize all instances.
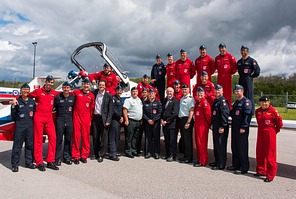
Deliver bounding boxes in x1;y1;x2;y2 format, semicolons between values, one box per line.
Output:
151;56;166;104
109;94;123;159
143;95;162;158
231;93;252;173
11;95;36;170
54;92;75;163
237;49;260;114
211;95;230;169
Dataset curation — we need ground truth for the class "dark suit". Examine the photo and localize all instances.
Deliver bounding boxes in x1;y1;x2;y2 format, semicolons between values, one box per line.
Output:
161;97;179;158
91;89;113;158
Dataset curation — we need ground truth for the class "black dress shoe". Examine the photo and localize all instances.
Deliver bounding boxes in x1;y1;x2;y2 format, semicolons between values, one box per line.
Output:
109;156;120;161
117;153;122;157
162;155;170;160
80;158;87;163
63;159;72;165
226;166;237;171
12;167;19;172
154;153;159;159
145;153;152;159
125;153;134;158
47;162;59;170
90;155;97;160
264;178;273;183
212;166;225;170
179;159;192;164
234;170;248;175
73;158;80;165
55;160;62;166
25;164;36;169
209;162;216;167
166;156;174;162
178;157;186;161
97;156;104;163
193;162;202;167
36;164;46;171
132;152;140;157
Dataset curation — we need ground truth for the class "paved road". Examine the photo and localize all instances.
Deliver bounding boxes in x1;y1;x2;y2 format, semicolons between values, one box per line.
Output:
0;127;295;199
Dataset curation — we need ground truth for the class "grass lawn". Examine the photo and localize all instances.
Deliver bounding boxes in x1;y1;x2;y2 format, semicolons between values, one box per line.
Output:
255;106;296;120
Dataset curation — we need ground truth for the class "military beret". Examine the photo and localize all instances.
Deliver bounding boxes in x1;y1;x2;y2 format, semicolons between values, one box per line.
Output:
103;63;110;68
196;87;204;92
201;71;208;76
181;84;189;89
174;80;180;85
62;81;71;87
234;84;244;90
115;85;122;90
199;45;206;50
21;83;30;89
82;78;91;83
156;54;161;59
259;96;269;102
45;75;54;81
167;53;173;57
180;49;186;53
215;84;223;90
143;74;148;78
131;87;137;91
241;45;249;51
142;88;147;92
149;88;155;93
219;43;226;48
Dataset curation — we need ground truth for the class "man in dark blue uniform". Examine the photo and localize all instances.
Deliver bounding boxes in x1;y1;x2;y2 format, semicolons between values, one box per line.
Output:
54;81;75;166
108;85;124;161
143;88;162;159
11;83;36;172
227;85;252;174
237;45;260;114
151;54;166;104
211;84;230;170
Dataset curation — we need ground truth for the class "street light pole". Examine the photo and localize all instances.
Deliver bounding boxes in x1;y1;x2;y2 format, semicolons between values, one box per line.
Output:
32;42;37;79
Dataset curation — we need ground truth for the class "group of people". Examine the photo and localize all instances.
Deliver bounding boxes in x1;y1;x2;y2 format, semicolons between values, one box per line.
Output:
10;43;283;183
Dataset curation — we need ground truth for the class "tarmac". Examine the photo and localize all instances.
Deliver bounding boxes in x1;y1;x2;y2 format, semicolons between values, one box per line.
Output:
0;127;295;199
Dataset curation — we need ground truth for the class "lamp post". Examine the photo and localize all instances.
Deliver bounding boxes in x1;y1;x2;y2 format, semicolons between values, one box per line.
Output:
32;42;37;79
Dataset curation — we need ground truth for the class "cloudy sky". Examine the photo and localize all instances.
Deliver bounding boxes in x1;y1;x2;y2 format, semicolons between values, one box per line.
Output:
1;0;296;82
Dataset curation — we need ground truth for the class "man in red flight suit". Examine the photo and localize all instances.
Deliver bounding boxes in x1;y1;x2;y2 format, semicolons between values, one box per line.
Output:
137;74;159;100
88;63;119;96
166;53;176;88
29;75;59;171
193;87;211;167
192;71;215;106
173;80;183;101
175;49;195;90
71;78;95;164
215;43;237;109
255;96;283;182
195;45;215;85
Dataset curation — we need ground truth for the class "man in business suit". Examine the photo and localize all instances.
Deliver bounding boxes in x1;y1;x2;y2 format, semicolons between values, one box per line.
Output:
161;87;179;162
91;80;113;163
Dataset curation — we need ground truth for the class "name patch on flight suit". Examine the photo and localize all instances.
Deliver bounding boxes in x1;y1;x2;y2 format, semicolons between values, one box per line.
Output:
20;114;25;118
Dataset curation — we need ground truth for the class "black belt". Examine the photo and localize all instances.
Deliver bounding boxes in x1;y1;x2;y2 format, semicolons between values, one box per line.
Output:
94;114;102;117
129;118;141;122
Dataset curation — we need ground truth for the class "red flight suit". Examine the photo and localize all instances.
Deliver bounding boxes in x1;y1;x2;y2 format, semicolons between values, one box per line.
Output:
89;71;119;96
194;97;211;166
195;54;215;85
71;89;95;159
192;81;215;106
173;89;183;101
175;58;195;89
166;62;176;88
137;81;159;100
29;87;59;165
255;105;283;180
215;52;237;109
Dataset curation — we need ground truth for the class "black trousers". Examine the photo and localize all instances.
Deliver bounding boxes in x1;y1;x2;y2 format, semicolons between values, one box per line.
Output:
136;124;144;154
144;121;160;155
212;125;229;168
231;127;250;172
91;114;109;158
11;126;33;167
163;125;178;157
109;119;120;157
155;81;165;104
55;119;73;161
179;117;193;161
124;119;141;155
